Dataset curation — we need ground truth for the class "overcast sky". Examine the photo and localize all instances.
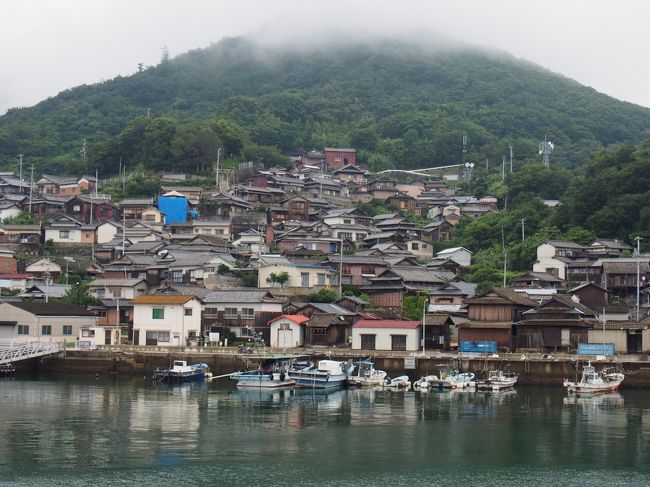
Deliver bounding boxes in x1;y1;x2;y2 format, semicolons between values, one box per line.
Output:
1;0;649;114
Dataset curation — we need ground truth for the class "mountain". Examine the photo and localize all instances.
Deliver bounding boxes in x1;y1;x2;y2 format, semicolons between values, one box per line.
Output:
1;36;649;174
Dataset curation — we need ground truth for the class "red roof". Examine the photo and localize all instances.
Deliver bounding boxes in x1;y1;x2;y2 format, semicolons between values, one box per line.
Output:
0;273;32;279
268;314;310;325
353;319;421;329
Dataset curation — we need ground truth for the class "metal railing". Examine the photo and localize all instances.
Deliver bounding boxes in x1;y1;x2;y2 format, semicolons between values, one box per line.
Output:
0;340;65;365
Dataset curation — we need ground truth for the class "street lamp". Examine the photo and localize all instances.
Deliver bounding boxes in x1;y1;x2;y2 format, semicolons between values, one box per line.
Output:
64;256;76;285
464;162;475;179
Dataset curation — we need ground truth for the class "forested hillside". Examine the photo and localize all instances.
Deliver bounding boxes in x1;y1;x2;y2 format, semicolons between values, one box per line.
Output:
1;36;649;175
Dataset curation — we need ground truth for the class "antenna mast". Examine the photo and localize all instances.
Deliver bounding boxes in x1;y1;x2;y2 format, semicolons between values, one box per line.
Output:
539;134;554;168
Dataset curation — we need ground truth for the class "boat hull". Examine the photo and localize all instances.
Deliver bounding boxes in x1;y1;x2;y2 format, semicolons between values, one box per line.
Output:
292;372;348;390
152;370;206;383
477;379;517;391
563;379;623;394
232;372;296;389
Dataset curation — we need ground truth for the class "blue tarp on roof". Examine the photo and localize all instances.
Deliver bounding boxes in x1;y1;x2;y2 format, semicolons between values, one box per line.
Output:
158;195;188;224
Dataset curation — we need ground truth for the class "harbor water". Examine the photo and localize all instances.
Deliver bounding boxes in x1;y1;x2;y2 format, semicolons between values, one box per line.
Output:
1;375;649;486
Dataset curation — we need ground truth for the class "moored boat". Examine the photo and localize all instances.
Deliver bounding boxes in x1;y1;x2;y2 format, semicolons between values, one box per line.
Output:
383;375;412;390
431;367;475;389
477;370;518;391
563;361;624;394
347;360;387;387
153;361;208;383
230;356;297;388
291;359;355;390
413;375;438;389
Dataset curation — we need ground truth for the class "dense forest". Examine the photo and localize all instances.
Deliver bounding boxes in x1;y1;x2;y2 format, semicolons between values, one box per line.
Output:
0;36;649;175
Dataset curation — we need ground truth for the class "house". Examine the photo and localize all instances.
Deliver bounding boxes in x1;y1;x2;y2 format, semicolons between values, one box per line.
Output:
336;296;369;313
25;257;61;280
386;192;417;212
117;198;155;220
0;302;97;344
27;195;68;219
321;208;371;227
424;313;456;350
88;298;134;341
403;239;434;260
512;272;564;289
294;302;357;347
65;197;117;224
532;240;587;280
458;288;537;351
0;224;41;245
423;216;458;241
0;175;30;195
599;258;650;305
43;215;83;244
0;247;17;274
17;283;71;300
587;239;633;258
0;202;21;221
231;185;285;205
132;295;202;346
569;282;608;311
202;192;252;218
202;289;283;342
270;195;310;222
268;314;309;348
322;255;388;286
191;219;232;239
332;165;367;183
160;186;202;205
515;295;596;352
352;320;421;351
257;256;335;296
435;247;472;267
88;278;148;300
303;177;344;197
0;273;33;291
324;147;356;170
139;207;165;228
587;320;650;354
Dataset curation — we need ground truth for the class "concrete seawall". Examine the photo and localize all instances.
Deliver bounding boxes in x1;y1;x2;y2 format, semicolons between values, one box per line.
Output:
34;348;650;388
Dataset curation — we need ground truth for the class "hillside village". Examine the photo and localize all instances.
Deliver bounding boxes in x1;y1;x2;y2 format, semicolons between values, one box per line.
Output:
1;147;649;355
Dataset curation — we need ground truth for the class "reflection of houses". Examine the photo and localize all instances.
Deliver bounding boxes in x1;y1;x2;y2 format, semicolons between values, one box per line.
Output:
352;319;421;351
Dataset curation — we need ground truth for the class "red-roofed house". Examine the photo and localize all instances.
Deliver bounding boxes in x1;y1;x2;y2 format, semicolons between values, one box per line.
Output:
268;314;309;348
352;319;421;351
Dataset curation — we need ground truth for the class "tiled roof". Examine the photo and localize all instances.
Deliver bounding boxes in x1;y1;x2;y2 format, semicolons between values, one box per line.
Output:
9;302;96;316
131;295;195;305
203;289;280;303
268;315;309;325
458;321;512;329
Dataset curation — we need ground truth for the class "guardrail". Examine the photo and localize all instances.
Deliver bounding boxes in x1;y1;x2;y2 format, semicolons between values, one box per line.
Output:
0;340;65;365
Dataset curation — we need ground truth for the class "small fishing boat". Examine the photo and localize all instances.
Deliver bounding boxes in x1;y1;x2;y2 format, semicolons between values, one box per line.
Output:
347;360;387;387
477;370;518;391
230;356;297;388
413;375;438;389
291;359;355;390
153;361;208;383
431;367;475;389
563;361;624;394
383;375;412;389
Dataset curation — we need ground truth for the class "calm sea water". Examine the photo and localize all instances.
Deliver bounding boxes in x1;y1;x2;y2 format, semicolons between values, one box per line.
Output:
1;374;649;486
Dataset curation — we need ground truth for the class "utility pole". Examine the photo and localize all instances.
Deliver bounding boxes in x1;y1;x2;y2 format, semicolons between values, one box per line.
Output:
81;139;87;173
28;164;34;213
338;238;344;297
95;168;98;198
122;164;126;194
636;236;642;321
521;218;526;242
215;148;222;189
502;156;506;181
18;154;23;185
422;297;427;355
502;226;507;287
509;145;514;173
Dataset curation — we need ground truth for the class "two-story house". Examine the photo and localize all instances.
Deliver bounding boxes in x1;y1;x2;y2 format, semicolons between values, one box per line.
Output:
132;295;202;346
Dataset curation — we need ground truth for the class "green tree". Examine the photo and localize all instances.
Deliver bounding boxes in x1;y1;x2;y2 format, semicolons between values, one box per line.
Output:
402;295;427;320
2;212;38;224
55;280;101;308
309;288;339;303
266;271;289;287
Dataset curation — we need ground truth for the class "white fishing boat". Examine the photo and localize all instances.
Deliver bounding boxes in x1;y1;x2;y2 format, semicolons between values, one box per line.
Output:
477;370;518;391
563;361;624;394
291;359;355;390
413;375;439;389
431;367;475;389
383;375;412;389
347;360;387;387
230;356;298;388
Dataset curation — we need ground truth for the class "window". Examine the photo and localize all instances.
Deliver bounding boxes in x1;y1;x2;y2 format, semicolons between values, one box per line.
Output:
241;308;255;319
59;230;70;239
343;219;352;224
360;334;376;350
205;307;219;316
339;232;353;239
301;272;310;287
41;325;52;336
317;273;326;286
82;329;95;337
391;335;407;351
224;307;237;318
144;214;156;222
146;331;169;344
8;234;18;241
184;308;193;317
96;288;105;298
152;308;165;320
411;243;419;250
171;270;183;283
109;287;122;298
17;325;29;335
73;205;81;212
96;310;107;318
158;332;170;342
63;325;72;336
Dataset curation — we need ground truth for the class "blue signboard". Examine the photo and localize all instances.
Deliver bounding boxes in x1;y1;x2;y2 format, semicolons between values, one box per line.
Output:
578;343;615;355
460;340;497;354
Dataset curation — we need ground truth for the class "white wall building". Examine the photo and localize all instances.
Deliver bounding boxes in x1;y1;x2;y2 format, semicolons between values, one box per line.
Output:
351;320;421;351
268;314;309;348
132;295;202;346
435;247;473;267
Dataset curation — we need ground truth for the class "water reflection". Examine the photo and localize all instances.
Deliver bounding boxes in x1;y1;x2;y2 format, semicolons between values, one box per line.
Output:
1;378;650;485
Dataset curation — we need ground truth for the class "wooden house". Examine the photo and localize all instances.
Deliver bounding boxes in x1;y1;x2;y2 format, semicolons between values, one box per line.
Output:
458;288;537;351
324;147;356;170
